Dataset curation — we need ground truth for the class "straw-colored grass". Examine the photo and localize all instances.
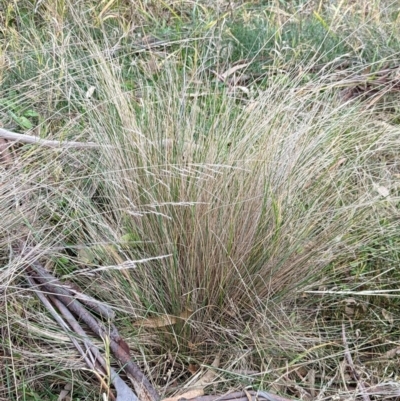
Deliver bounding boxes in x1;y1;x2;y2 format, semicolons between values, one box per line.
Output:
1;0;400;400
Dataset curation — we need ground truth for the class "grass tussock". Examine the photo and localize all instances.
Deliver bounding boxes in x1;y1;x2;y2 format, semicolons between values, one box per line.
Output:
1;0;400;400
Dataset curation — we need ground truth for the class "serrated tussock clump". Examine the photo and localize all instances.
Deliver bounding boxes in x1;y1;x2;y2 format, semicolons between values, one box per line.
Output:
1;1;400;399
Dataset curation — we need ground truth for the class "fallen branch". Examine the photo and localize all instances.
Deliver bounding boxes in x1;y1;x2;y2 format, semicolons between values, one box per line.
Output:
0;127;101;149
64;280;116;320
29;262;159;401
48;291;137;401
164;390;299;401
25;274;99;372
23;258;159;401
34;273;141;401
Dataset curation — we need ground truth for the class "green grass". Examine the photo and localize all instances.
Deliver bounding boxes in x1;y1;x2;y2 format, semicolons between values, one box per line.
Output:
1;0;400;400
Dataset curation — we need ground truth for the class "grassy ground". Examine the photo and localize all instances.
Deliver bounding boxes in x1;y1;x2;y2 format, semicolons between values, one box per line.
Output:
1;0;400;400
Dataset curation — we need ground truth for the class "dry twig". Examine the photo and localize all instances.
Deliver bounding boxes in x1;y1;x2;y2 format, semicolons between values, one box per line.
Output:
164;390;299;401
342;323;371;401
0;127;101;149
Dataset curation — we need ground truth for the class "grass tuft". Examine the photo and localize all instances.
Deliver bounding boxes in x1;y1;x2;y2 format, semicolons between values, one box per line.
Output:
1;0;400;400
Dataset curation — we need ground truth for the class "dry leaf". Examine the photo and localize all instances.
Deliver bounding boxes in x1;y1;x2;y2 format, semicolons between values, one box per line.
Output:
133;309;192;328
328;158;346;171
228;74;250;86
57;383;72;401
381;308;394;324
383;345;400;359
85;86;96;99
220;63;250;81
162;389;204;401
343;297;357;317
375;185;390;197
244;389;253;401
98;0;117;20
78;247;97;264
134;314;177;327
188;363;199;375
228;86;250;94
192;354;220;388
